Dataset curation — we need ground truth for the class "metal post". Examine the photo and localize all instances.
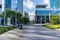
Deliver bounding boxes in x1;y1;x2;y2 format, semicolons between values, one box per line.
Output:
15;8;17;25
41;17;42;24
4;3;6;26
4;10;6;25
15;0;17;25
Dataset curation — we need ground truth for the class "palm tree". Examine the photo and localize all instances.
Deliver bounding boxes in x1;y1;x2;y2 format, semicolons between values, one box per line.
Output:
3;9;22;25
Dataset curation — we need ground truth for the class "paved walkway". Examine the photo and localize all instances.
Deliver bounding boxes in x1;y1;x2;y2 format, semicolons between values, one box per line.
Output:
0;24;60;40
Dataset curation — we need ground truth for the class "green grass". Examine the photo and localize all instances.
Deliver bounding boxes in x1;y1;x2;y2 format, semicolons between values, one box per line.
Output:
45;24;60;29
0;26;16;34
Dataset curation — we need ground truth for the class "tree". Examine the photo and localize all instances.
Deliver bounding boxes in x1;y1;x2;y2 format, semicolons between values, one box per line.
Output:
5;9;22;19
22;17;29;24
0;14;3;17
3;9;23;25
16;12;22;23
50;14;60;24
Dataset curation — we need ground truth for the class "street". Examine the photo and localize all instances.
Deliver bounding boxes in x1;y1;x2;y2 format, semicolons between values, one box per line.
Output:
0;24;60;40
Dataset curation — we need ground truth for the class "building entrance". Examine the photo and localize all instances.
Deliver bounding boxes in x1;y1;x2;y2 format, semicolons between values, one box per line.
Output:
36;15;49;24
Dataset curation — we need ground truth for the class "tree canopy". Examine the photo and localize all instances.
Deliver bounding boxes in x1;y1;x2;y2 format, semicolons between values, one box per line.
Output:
50;14;60;24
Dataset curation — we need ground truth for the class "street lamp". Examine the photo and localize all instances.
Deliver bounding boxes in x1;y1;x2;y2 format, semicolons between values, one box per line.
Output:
15;0;18;25
15;7;17;25
4;3;6;26
45;13;46;24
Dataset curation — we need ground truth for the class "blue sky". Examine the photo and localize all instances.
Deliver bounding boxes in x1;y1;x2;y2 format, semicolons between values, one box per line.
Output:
0;0;2;4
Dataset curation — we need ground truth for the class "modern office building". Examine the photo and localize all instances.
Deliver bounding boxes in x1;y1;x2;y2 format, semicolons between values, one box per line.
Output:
50;0;60;8
0;0;23;13
11;0;23;12
2;0;11;12
36;0;60;24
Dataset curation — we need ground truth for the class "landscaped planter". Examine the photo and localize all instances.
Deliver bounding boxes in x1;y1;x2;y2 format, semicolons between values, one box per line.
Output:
0;26;16;34
45;24;60;29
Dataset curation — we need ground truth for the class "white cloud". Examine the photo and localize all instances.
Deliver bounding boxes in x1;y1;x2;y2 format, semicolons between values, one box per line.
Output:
44;0;50;8
23;0;35;9
29;12;35;21
44;0;48;4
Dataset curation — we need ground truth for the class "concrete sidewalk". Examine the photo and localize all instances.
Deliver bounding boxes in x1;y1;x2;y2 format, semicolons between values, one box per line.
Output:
0;24;60;40
0;29;21;40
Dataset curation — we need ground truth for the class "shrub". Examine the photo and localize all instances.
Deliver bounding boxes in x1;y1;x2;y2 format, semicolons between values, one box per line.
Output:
50;14;60;25
46;24;60;29
0;26;16;34
22;17;29;24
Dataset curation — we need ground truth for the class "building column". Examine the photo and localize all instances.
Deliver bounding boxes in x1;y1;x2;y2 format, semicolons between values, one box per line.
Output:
2;0;5;11
45;13;46;24
7;18;11;25
49;13;50;23
0;17;2;25
41;17;42;24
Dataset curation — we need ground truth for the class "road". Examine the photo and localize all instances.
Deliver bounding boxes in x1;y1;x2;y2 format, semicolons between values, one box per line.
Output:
0;24;60;40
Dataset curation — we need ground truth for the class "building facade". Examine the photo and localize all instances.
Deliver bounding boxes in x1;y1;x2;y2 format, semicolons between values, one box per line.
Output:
0;0;23;13
36;0;60;24
11;0;23;12
2;0;11;12
50;0;60;8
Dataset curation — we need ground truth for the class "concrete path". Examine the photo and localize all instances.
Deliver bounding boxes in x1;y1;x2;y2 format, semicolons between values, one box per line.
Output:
0;24;60;40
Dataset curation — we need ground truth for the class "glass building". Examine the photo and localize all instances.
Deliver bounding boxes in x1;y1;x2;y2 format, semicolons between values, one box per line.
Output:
1;0;11;12
5;0;11;9
36;0;60;24
11;0;23;12
36;5;50;24
17;0;23;12
50;0;60;8
0;0;23;13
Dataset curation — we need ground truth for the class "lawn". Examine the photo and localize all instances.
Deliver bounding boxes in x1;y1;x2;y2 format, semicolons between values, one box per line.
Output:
0;26;16;34
45;24;60;29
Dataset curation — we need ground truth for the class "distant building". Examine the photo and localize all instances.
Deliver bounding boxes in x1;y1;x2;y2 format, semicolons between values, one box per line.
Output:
23;12;29;18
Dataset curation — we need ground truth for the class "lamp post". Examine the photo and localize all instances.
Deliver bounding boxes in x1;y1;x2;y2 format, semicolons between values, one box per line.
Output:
15;0;18;25
4;3;6;26
45;13;46;24
15;7;17;25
